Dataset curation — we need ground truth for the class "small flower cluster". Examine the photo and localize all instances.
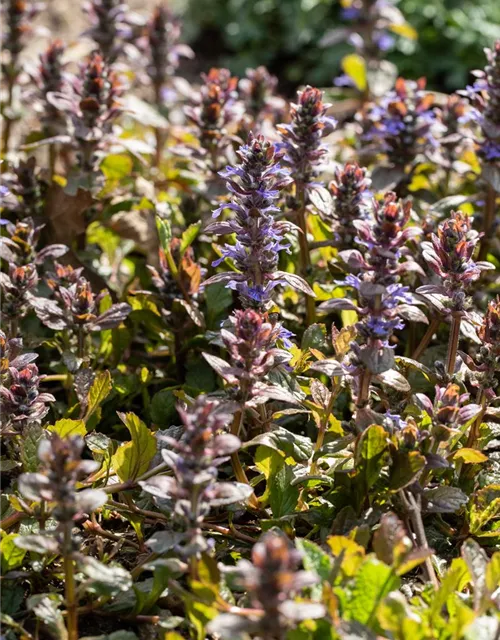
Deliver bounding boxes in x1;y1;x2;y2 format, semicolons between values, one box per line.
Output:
35;276;131;337
82;0;131;63
0;330;37;380
464;298;500;399
329;162;372;250
419;211;489;313
0;357;54;433
416;383;480;443
142;4;193;102
18;434;106;546
0;263;39;328
278;86;336;190
322;193;419;355
238;66;285;132
208;532;324;638
0;217;67;266
52;52;123;174
185;68;239;172
206;133;314;308
32;40;67;133
463;40;500;162
213;309;292;398
360;77;441;167
1;0;41;77
141;397;249;558
338;0;398;57
1;157;46;218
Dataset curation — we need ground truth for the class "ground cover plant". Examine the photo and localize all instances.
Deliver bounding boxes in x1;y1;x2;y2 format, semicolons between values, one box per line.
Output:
1;1;500;639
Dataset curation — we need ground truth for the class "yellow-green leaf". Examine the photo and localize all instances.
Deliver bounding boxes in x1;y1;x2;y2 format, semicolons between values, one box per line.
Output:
111;412;156;482
389;22;418;40
453;449;488;464
341;53;367;91
47;419;86;438
84;370;112;425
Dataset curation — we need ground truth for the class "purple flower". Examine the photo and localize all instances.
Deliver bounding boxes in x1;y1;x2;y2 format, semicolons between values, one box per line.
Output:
278;86;336;190
359;77;442;167
461;40;500;164
205;133;313;309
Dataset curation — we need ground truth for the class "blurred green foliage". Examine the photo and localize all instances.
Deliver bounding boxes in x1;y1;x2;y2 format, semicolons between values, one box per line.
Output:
182;0;500;92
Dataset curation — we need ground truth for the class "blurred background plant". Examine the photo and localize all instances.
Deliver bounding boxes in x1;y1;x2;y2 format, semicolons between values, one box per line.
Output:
182;0;500;93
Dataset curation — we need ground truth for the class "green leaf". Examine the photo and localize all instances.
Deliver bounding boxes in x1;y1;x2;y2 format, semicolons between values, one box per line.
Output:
84;370;112;426
348;558;399;625
296;538;332;582
101;154;133;180
461;539;488;607
301;323;327;351
244;425;313;462
180;222;201;256
1;534;27;572
47;419;86;438
269;463;299;518
342;53;367;91
254;445;284;503
81;632;139;640
150;388;178;427
389;451;426;491
156;216;172;252
111;413;157;482
206;283;233;328
357;425;389;491
21;422;44;472
79;556;133;597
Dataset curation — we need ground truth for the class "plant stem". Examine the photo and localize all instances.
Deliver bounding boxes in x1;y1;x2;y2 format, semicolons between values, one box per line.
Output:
478;185;497;261
401;491;438;590
412;316;440;361
63;524;78;640
446;312;461;376
466;389;486;449
77;327;85;359
310;378;339;474
296;186;316;325
229;409;260;510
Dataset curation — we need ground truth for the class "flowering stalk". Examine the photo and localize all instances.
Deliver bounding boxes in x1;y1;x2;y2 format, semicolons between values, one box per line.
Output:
462;42;500;260
50;52;123;181
1;217;68;266
462;298;500;448
0;263;39;335
82;0;130;62
204;309;292;499
238;66;285;135
329;162;372;251
278;86;336;323
33;40;67;174
419;211;491;375
206;133;314;308
208;531;324;639
359;78;442;194
1;157;45;219
185;68;239;176
17;434;106;640
144;5;193;165
140;397;252;569
1;0;41;154
320;192;421;428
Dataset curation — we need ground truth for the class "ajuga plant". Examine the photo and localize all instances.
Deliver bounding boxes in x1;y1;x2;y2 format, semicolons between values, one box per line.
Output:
185;67;239;177
278;86;335;323
2;4;500;640
0;0;42;153
462;40;500;259
359;77;443;195
82;0;132;63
